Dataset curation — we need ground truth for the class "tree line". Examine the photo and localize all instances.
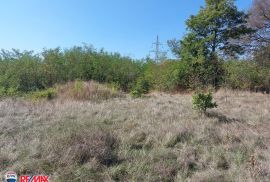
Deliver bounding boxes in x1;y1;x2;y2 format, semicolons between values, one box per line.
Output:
0;0;269;97
0;47;142;95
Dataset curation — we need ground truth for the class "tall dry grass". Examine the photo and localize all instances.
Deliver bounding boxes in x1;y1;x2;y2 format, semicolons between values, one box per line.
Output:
56;80;123;101
0;90;269;181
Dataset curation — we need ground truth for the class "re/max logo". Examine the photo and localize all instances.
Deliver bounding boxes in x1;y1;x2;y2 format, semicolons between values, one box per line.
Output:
20;175;49;182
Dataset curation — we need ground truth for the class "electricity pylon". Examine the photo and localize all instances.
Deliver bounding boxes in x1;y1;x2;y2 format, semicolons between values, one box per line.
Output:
150;35;167;63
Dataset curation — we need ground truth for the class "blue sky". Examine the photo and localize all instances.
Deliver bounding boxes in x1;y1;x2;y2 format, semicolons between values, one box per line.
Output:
0;0;252;59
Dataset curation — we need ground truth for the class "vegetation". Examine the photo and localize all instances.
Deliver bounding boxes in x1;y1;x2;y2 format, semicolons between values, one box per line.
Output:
246;0;270;49
0;91;269;181
56;80;123;101
0;0;269;181
0;46;142;96
1;1;270;97
30;88;57;101
192;91;217;113
131;77;150;98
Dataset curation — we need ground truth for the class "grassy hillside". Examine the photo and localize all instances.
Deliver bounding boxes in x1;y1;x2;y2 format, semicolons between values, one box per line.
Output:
0;86;269;181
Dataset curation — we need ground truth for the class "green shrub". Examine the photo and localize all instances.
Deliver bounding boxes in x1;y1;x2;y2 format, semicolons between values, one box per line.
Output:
31;88;57;100
224;60;270;92
192;91;217;113
143;60;182;91
131;90;142;98
0;87;6;97
131;78;150;98
137;78;150;94
0;46;142;95
0;87;19;97
6;87;18;96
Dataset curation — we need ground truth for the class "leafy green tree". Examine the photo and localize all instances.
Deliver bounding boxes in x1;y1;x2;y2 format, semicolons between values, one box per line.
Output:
169;0;252;89
184;0;252;58
131;77;150;98
142;60;183;91
42;48;66;86
0;50;45;93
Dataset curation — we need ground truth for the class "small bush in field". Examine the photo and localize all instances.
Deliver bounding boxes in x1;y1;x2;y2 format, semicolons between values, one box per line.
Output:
192;91;217;113
131;90;142;98
31;88;57;100
6;87;18;96
0;87;19;97
131;78;150;98
0;87;6;97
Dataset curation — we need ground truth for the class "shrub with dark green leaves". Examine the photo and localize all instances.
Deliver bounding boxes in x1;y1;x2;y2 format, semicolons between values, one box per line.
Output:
31;88;57;100
131;78;150;98
130;89;142;98
0;87;19;97
143;60;185;91
0;87;5;97
192;91;217;113
224;60;270;93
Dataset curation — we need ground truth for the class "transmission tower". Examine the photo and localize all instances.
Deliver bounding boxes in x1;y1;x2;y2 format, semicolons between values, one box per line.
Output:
150;35;167;63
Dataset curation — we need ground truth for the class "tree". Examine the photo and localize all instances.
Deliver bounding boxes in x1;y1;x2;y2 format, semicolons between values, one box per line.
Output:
169;0;252;88
42;48;66;87
248;0;270;47
245;0;270;68
169;0;253;59
183;0;252;59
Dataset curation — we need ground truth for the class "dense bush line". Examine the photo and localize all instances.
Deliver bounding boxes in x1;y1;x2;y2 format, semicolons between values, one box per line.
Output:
138;58;269;93
0;46;142;96
224;60;270;92
0;46;269;97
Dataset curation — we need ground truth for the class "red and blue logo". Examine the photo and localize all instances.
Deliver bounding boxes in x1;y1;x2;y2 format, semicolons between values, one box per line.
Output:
20;175;49;182
5;171;17;182
3;171;49;182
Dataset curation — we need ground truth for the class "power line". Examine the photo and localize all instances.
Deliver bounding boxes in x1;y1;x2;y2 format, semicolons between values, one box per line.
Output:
150;35;167;63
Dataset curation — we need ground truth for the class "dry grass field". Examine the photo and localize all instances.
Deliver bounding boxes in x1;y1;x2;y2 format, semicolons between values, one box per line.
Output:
0;87;269;181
